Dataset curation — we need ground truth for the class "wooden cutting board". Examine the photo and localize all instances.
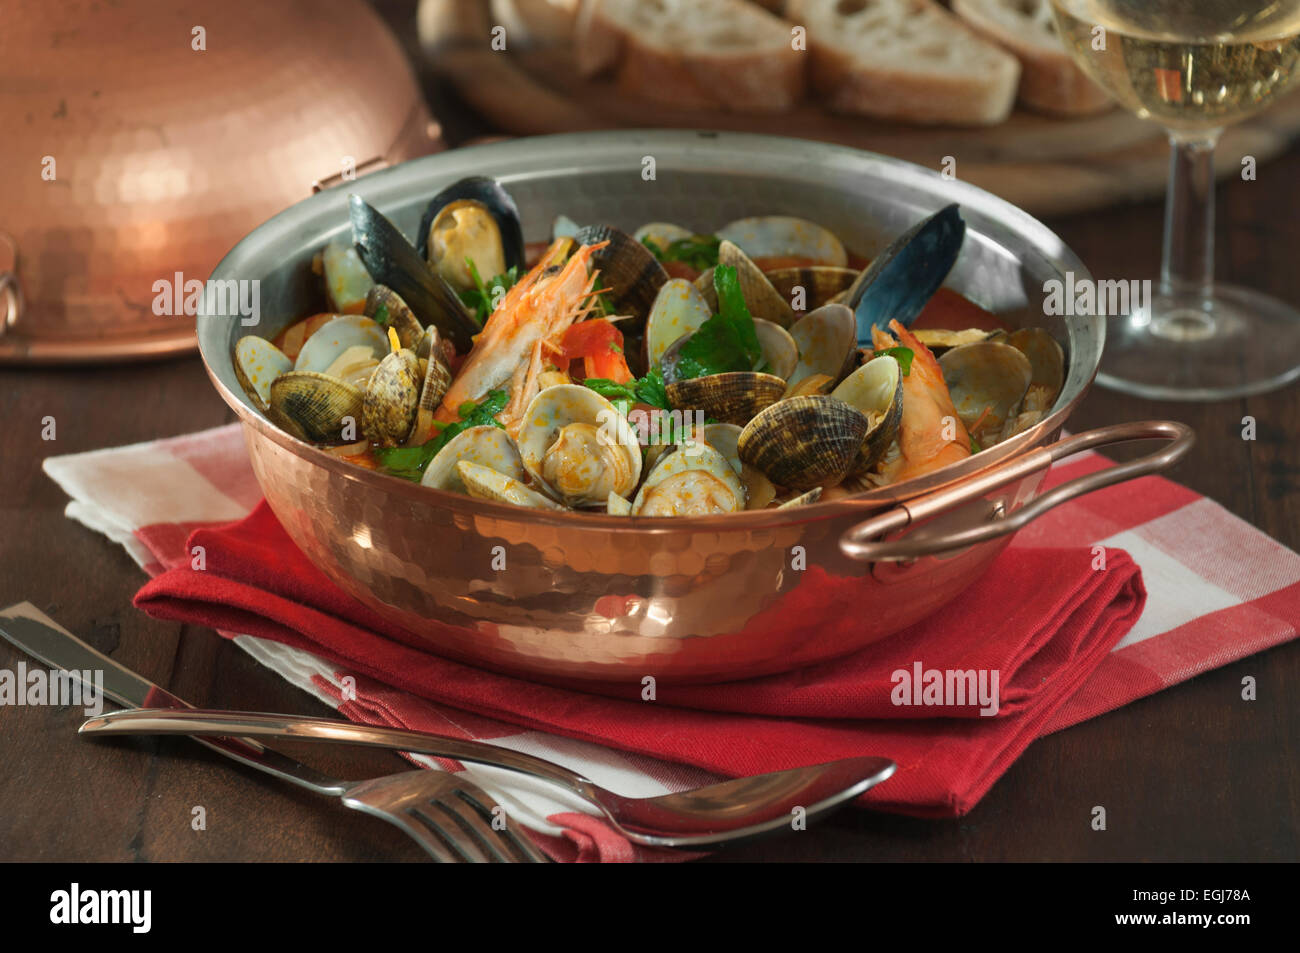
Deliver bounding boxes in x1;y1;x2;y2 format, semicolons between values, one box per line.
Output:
416;0;1300;216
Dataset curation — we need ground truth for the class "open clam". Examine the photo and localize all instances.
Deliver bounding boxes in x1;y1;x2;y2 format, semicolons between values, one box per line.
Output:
421;425;527;495
234;335;291;409
363;285;425;350
831;354;905;474
939;341;1033;446
738;395;870;490
645;278;712;367
518;385;643;507
704;422;777;510
458;461;565;510
787;303;857;390
764;266;858;313
631;442;745;517
717;240;796;326
716;216;848;267
574;224;669;324
292;314;388;374
320;239;374;314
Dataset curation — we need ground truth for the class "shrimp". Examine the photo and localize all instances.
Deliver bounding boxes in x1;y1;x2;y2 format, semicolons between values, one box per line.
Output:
436;240;603;434
871;319;971;483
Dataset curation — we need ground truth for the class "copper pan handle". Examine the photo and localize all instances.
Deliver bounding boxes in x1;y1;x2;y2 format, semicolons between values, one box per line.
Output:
839;420;1195;562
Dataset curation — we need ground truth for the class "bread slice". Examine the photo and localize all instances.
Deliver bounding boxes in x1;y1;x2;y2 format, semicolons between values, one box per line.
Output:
575;0;806;112
952;0;1112;116
785;0;1020;125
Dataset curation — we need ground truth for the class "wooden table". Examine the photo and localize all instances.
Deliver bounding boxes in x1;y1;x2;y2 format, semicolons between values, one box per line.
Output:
2;61;1298;865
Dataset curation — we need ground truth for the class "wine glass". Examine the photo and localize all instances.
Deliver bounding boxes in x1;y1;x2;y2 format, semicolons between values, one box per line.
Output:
1050;0;1300;400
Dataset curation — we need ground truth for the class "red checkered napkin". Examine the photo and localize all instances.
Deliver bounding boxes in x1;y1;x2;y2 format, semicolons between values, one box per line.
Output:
43;425;1300;861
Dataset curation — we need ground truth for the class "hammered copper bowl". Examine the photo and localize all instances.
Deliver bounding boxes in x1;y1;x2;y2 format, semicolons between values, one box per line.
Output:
197;131;1190;686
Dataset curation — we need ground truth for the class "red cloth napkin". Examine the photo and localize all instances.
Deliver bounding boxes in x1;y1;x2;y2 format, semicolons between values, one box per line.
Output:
134;501;1143;817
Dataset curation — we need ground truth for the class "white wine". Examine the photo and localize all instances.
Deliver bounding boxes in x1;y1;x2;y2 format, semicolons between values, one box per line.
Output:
1051;0;1300;132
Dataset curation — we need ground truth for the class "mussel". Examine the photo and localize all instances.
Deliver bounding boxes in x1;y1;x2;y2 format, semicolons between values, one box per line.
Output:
348;194;480;352
415;176;525;280
843;204;965;346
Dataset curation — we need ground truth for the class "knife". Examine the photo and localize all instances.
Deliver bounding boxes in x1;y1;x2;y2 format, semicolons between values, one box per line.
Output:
0;602;347;795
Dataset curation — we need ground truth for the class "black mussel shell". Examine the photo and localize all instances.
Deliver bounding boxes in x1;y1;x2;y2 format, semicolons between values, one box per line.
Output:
845;204;965;347
415;175;525;274
349;194;479;352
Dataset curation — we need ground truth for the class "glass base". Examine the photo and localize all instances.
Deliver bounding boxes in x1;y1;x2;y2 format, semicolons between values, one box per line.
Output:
1096;284;1300;401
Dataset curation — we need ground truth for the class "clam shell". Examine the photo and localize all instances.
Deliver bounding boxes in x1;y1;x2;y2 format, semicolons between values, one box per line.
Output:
234;335;291;409
666;372;786;426
457;461;565;510
778;487;823;509
912;327;991;354
831;355;904;474
704;422;776;510
716;216;848;267
321;239;374;314
574;224;668;323
362;349;421;448
517;384;643;506
267;371;364;444
1007;327;1065;409
607;492;633;516
633;222;693;251
788;303;857;389
421;425;526;494
321;345;380;387
552;214;582;240
938;341;1033;444
406;348;454;447
764;267;858;313
718;240;796;326
738;395;869;490
631;442;745;517
645;278;711;368
293;314;388;374
364;285;424;350
753;319;798;381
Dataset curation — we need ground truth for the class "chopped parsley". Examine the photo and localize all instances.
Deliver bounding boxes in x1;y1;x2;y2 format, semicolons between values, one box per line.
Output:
642;234;722;271
664;264;762;381
458;260;519;326
375;389;509;481
875;346;915;376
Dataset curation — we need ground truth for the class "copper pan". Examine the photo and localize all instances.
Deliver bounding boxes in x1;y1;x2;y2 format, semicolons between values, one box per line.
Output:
197;131;1192;686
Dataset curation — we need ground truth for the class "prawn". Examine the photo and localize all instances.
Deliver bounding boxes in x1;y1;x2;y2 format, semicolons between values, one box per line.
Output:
872;319;971;483
436;240;604;435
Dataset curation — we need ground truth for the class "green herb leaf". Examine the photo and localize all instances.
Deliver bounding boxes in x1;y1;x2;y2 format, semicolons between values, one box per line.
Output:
670;264;762;381
375;389;509;481
969;435;982;455
876;346;915;376
457;261;519;327
372;303;390;325
583;364;671;412
641;234;721;271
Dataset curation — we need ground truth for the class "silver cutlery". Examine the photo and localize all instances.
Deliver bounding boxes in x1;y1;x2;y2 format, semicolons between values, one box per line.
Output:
0;603;542;862
1;602;896;849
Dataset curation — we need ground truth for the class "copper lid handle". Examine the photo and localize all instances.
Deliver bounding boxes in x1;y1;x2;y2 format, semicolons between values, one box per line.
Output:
840;420;1196;563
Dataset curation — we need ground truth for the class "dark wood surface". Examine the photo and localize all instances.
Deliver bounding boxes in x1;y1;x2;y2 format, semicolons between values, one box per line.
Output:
2;8;1298;862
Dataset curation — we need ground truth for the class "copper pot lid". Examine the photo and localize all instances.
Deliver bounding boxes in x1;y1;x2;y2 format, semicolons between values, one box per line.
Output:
0;0;443;363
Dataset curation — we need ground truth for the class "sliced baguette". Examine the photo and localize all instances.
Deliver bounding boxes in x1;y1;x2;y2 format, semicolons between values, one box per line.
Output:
952;0;1112;116
785;0;1020;125
575;0;805;112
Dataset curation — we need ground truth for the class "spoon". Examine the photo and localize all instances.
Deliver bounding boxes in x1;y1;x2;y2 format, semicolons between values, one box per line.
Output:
80;708;895;848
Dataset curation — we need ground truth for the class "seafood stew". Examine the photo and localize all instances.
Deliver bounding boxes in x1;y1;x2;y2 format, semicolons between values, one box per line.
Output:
232;178;1065;519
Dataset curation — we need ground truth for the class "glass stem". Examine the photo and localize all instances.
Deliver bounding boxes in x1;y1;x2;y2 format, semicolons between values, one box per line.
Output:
1160;133;1219;301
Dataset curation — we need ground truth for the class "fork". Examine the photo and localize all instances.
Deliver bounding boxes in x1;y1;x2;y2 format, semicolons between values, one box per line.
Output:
341;769;549;863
